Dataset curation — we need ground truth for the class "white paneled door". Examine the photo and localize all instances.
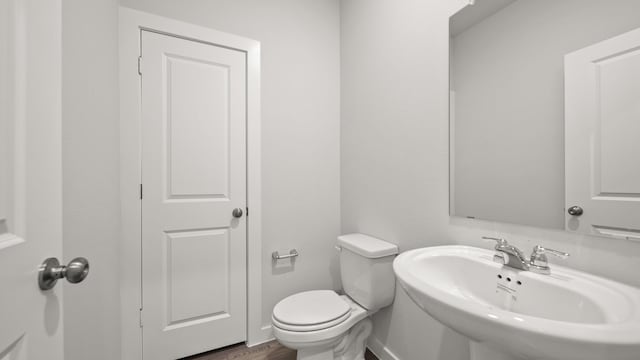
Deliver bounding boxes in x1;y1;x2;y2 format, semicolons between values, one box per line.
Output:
140;30;247;359
565;27;640;239
0;0;65;359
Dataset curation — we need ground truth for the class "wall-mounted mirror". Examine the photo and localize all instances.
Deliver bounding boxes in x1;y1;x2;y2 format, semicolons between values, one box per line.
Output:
449;0;640;230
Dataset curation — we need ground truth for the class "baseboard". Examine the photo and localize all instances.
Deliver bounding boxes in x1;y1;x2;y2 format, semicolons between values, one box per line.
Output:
367;336;401;360
247;325;275;347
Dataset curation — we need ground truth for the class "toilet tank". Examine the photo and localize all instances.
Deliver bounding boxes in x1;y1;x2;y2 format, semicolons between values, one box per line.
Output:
337;233;399;311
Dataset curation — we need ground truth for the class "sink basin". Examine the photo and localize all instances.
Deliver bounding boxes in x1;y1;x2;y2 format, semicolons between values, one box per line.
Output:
393;246;640;360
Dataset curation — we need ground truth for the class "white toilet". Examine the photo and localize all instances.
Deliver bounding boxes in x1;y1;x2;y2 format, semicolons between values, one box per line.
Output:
271;233;398;360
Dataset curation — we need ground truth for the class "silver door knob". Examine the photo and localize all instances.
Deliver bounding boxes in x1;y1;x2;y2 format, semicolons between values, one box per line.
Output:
38;257;90;290
232;208;244;218
567;206;583;216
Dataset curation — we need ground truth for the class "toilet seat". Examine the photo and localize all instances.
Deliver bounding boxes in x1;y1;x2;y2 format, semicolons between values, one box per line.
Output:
273;311;351;332
272;290;351;332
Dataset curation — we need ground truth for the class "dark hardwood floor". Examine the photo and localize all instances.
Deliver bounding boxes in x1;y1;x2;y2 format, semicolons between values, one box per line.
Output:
181;340;379;360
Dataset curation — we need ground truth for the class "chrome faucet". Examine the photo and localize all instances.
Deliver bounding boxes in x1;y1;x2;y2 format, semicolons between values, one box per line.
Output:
482;236;530;271
482;237;569;274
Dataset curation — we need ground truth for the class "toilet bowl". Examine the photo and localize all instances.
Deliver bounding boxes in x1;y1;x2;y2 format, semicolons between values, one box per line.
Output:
272;291;371;359
271;234;398;360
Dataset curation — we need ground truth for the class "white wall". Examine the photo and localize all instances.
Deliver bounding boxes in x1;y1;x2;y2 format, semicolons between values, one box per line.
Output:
119;0;343;332
451;0;640;229
341;1;471;359
340;1;640;360
62;1;121;359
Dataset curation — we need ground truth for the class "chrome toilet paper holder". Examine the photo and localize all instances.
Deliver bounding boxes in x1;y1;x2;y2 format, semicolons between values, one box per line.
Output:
272;249;299;261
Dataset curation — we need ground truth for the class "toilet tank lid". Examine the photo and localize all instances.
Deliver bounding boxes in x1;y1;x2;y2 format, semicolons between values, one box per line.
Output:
337;233;398;258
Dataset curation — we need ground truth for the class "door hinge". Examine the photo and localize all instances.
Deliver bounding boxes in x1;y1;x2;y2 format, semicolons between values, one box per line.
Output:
139;184;143;200
246;207;249;217
137;56;142;76
139;308;143;328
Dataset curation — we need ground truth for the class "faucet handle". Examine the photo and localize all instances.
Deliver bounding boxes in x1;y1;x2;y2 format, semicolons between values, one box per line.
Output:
531;245;569;261
482;236;508;247
529;245;569;274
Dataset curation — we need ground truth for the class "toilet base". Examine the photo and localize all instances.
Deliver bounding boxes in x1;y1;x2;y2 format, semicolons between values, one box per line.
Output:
334;318;372;360
297;347;335;360
295;318;373;360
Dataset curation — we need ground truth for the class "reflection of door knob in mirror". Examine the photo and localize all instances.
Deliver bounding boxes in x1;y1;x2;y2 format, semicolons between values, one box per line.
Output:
38;257;90;290
567;206;583;216
232;208;244;218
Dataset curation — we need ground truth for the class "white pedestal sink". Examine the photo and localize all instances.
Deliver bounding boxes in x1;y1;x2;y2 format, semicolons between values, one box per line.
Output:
393;246;640;360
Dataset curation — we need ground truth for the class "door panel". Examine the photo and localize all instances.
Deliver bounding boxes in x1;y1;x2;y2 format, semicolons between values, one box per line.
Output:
167;55;230;199
598;51;640;194
565;27;640;239
141;30;247;359
166;228;230;326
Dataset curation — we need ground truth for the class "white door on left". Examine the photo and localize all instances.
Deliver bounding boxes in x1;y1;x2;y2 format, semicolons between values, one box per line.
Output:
0;1;81;359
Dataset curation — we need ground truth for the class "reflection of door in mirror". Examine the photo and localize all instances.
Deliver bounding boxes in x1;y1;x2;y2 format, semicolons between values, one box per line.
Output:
565;27;640;240
0;0;10;237
450;0;640;230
